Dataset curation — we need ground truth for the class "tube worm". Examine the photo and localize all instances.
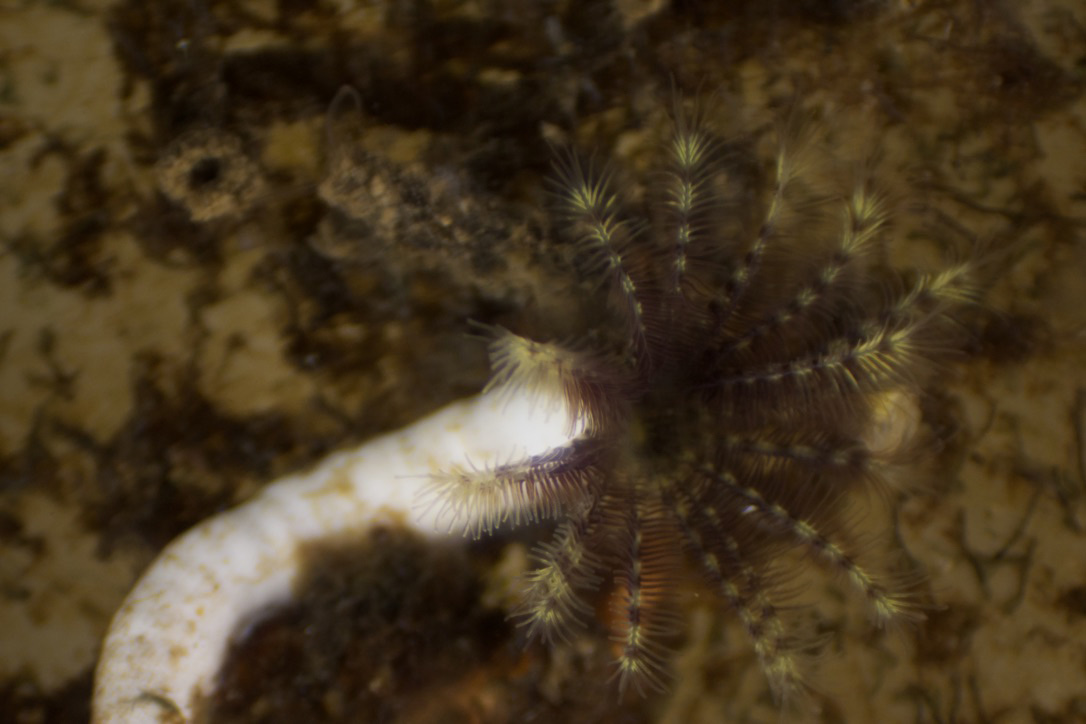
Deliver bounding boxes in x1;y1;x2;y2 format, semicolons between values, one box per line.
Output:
92;389;578;723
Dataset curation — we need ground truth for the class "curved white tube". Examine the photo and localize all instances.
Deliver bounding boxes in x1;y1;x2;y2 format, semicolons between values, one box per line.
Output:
92;391;576;724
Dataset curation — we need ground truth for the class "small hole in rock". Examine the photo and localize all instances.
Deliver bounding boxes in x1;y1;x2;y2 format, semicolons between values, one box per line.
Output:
189;157;223;189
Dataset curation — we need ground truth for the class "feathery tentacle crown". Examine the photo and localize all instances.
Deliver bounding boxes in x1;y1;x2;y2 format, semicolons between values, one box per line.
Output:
427;98;979;700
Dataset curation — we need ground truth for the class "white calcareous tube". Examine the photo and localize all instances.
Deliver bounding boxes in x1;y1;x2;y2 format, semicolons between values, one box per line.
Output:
92;390;576;724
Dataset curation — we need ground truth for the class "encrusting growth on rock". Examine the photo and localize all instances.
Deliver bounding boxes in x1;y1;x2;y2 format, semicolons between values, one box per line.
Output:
426;98;982;700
